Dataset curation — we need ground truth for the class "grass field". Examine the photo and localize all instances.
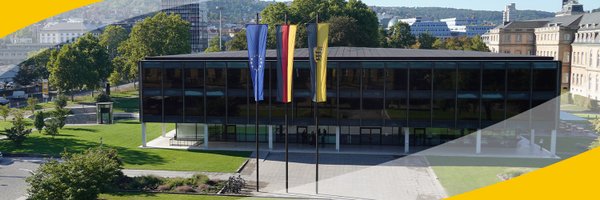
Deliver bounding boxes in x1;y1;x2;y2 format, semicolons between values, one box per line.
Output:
99;193;244;200
427;156;559;196
0;120;251;172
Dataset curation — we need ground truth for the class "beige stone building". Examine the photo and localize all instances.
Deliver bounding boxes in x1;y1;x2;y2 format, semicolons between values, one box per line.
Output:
570;12;600;100
483;1;599;92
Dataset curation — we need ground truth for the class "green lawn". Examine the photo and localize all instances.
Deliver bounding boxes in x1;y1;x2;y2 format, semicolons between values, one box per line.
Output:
427;156;558;196
99;193;244;200
537;136;595;158
0;120;251;172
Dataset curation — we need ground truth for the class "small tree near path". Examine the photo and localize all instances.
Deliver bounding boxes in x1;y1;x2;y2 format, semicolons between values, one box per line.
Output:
27;97;38;113
44;117;60;137
1;110;32;146
0;104;9;121
34;111;45;133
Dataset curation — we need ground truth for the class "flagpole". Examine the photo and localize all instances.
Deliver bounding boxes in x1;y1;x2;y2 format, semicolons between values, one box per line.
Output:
315;12;320;195
284;13;290;194
255;12;260;193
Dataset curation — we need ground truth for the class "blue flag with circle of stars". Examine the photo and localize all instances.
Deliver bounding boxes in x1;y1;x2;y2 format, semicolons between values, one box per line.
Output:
246;24;268;102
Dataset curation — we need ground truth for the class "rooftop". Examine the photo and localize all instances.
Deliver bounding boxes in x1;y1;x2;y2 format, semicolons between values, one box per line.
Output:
145;47;553;61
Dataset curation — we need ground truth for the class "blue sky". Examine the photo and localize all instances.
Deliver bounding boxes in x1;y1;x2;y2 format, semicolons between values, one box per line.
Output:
276;0;600;12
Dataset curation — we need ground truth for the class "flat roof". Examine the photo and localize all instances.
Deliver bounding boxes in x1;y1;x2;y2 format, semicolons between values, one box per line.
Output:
145;47;554;61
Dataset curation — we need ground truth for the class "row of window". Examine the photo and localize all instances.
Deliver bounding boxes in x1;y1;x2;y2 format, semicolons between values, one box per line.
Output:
571;72;600;93
141;61;559;129
573;50;600;67
574;31;600;43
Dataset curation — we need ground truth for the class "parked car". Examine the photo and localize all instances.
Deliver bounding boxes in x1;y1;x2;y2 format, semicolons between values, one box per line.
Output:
0;97;8;105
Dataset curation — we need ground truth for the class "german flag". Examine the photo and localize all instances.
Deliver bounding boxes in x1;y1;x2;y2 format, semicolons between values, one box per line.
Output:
275;24;297;103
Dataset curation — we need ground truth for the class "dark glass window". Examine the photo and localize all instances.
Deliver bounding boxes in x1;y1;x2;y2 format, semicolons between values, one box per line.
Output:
142;90;162;122
293;62;312;122
482;62;505;92
338;62;361;124
227;62;249;122
163;62;183;121
318;63;338;124
362;62;384;125
385;62;408;125
164;62;183;89
507;62;531;92
408;62;432;123
142;62;161;89
533;64;557;92
206;62;227;119
433;62;456;122
184;62;204;122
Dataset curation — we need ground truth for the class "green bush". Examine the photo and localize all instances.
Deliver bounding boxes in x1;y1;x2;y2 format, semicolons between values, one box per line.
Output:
33;111;45;133
54;95;68;109
116;175;164;191
1;110;32;146
95;92;112;103
26;147;123;200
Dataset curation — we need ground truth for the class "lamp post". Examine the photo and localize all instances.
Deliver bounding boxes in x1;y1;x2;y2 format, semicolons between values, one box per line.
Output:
216;6;223;51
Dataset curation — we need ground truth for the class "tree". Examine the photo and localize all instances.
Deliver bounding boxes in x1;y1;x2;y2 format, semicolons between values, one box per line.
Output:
53;108;69;129
14;48;54;86
225;29;247;51
26;147;123;200
44;117;60;137
387;22;416;48
34;111;45;134
258;0;380;48
1;110;32;146
328;16;360;47
26;97;38;113
0;104;9;121
432;38;445;49
413;32;436;49
48;33;111;97
114;12;191;83
54;95;68;110
99;25;128;61
469;35;490;52
204;36;222;53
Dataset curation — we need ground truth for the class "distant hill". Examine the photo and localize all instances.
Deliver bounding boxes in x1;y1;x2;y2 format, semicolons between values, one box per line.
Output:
371;6;556;25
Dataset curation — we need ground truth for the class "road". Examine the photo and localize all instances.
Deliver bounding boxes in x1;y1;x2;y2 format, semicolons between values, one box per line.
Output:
0;157;44;200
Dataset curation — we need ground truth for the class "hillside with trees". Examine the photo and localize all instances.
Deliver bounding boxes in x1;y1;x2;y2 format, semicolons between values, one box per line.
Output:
371;6;555;25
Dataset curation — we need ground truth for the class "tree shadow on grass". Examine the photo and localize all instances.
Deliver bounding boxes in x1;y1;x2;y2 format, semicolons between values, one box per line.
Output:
100;192;158;200
0;136;166;166
63;127;98;133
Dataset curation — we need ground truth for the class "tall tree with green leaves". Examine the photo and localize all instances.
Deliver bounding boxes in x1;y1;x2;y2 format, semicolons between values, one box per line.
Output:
328;16;360;47
387;22;416;48
48;33;111;97
99;25;128;60
204;36;222;53
114;12;191;83
469;35;490;52
225;29;247;51
413;32;436;49
15;48;55;86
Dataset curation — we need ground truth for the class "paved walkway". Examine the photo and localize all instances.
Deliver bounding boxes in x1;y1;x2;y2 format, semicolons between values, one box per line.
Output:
241;153;447;200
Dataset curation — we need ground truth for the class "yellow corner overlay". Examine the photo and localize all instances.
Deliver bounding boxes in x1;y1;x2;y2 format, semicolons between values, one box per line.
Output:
2;1;598;199
0;0;102;38
450;147;600;199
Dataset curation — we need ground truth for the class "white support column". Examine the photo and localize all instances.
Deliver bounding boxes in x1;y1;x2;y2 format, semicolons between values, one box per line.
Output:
530;129;535;146
162;123;166;137
268;125;273;150
335;126;340;151
403;127;410;154
204;124;209;148
551;129;557;155
476;129;482;154
141;122;147;147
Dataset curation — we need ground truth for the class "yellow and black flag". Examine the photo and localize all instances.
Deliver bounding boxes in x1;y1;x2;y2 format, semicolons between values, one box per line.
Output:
307;23;329;103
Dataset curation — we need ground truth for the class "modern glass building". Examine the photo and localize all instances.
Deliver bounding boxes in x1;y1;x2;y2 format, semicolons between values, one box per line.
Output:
140;47;560;152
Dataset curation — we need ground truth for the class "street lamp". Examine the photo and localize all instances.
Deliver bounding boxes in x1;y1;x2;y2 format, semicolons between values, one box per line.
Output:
216;6;222;51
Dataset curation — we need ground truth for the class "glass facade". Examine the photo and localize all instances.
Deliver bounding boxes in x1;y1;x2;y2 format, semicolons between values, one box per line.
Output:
141;60;560;146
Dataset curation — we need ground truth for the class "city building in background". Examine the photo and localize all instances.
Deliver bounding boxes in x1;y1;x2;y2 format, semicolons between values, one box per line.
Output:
39;20;103;44
0;43;53;65
139;47;560;154
502;3;516;25
441;18;495;37
483;0;600;93
388;17;453;38
161;0;209;53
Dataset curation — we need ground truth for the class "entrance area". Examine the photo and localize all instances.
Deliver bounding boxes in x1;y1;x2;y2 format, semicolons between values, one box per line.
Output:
360;127;382;145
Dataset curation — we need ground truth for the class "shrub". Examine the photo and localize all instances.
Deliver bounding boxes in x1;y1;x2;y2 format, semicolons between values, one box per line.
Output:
51;108;69;129
191;173;210;186
54;95;68;109
164;177;194;189
43;117;60;137
95;92;112;103
1;110;32;146
498;168;533;180
33;111;45;133
26;97;38;113
0;104;10;121
223;175;246;194
175;185;196;193
590;136;600;150
26;147;123;200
